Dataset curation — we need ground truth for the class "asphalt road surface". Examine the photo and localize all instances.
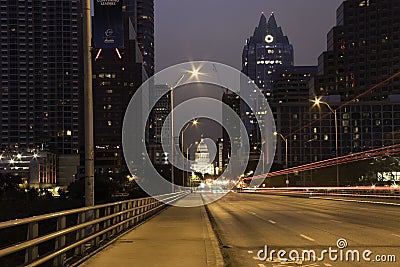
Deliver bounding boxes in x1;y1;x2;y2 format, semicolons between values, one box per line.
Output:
204;192;400;267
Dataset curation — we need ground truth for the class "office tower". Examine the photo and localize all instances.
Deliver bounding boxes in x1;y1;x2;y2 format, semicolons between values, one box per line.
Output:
310;0;400;156
92;0;154;176
240;13;294;150
313;0;400;101
135;0;155;77
242;13;294;96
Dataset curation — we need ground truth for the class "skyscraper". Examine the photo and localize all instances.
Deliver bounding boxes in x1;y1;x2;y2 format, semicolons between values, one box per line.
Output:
135;0;155;77
310;0;400;158
313;0;400;101
92;0;154;176
0;0;80;154
242;13;294;96
240;13;295;156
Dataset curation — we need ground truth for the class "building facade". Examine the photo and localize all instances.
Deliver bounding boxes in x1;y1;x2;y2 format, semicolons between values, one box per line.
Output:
312;0;400;101
0;0;80;154
0;0;81;186
242;13;294;96
92;0;153;177
191;137;214;176
272;0;400;181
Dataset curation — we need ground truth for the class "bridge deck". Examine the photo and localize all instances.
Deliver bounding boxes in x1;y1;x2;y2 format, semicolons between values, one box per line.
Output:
79;194;223;267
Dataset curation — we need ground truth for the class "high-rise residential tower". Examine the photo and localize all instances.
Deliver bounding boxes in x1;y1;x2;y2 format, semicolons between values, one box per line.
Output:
0;0;80;154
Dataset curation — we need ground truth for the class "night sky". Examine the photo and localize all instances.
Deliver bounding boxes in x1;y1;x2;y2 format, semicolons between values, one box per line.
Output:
155;0;343;72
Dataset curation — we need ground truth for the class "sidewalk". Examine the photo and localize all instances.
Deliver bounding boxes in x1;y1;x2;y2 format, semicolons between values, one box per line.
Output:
79;193;224;267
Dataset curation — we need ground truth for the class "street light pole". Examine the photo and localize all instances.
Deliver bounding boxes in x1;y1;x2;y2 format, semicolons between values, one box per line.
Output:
170;70;199;192
311;98;339;187
274;132;288;187
170;75;184;193
334;109;339;187
83;0;94;207
181;120;198;187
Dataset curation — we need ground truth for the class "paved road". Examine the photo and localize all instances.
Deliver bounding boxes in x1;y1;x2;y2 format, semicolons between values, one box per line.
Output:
205;193;400;267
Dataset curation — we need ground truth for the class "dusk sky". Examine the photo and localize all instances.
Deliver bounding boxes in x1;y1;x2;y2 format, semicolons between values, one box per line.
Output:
155;0;344;72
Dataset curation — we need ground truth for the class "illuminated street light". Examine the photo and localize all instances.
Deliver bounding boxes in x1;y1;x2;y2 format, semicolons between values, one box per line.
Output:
170;69;200;191
274;131;289;187
311;97;339;187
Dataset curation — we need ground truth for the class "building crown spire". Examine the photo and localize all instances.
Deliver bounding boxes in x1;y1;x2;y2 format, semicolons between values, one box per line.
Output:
267;12;278;33
258;13;267;29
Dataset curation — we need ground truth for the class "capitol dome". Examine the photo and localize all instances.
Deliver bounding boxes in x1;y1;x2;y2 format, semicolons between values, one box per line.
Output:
197;138;208;153
191;137;214;175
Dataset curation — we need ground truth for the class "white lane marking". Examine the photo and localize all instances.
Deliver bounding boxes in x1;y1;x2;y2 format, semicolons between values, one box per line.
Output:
248;250;253;254
392;234;400;238
258;264;266;267
330;219;341;223
324;263;332;266
268;220;276;224
300;234;315;242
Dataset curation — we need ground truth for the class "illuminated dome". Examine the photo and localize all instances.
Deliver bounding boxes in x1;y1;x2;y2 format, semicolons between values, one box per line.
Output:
197;138;208;153
191;136;214;175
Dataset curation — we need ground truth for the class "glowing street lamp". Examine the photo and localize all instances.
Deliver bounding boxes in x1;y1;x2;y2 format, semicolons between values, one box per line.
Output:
311;97;339;187
274;131;289;187
170;68;201;191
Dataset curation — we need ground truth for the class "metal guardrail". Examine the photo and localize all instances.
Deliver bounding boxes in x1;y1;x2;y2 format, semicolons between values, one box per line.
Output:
0;191;188;267
241;186;400;199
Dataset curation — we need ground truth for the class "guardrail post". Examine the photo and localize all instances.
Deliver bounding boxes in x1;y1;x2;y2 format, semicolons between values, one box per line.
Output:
145;199;151;218
25;222;38;264
85;209;95;249
139;199;144;222
74;212;86;256
54;216;66;267
125;202;131;230
112;204;119;236
118;203;124;233
104;206;111;240
133;200;138;225
94;209;100;247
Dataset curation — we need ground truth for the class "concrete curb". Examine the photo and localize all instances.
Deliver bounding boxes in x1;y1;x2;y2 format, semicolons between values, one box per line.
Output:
201;205;225;267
